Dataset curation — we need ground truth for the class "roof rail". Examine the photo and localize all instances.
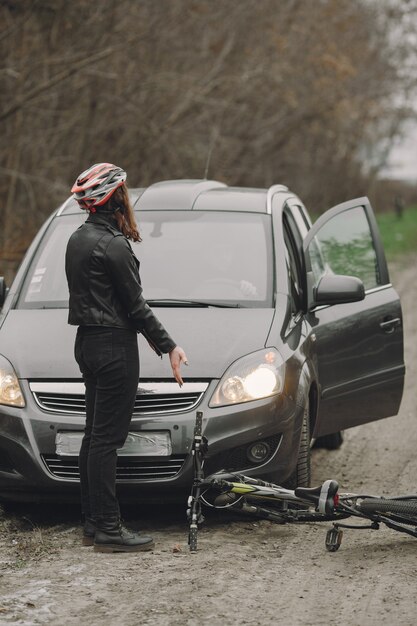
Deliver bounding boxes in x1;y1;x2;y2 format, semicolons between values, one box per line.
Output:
190;180;227;209
266;184;288;214
137;179;227;211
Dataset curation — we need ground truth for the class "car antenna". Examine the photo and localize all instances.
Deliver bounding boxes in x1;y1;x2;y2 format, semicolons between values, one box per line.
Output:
204;126;219;179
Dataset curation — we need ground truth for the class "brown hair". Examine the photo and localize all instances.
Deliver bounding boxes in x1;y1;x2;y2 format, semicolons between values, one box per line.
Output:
109;183;142;242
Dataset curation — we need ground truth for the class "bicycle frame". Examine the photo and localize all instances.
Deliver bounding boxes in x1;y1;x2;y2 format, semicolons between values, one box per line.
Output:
187;411;417;552
186;411;339;551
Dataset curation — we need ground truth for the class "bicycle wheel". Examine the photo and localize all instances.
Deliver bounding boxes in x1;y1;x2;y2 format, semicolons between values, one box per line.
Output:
286;508;350;522
358;498;417;519
189;527;198;552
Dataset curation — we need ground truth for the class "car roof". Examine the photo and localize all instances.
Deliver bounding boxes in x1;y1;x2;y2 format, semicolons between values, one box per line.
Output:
56;179;289;216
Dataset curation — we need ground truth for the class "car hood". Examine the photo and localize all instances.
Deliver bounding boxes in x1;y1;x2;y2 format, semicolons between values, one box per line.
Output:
1;308;275;379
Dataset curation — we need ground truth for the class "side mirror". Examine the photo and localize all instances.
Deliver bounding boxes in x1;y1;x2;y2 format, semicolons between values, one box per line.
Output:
0;277;7;308
313;274;365;308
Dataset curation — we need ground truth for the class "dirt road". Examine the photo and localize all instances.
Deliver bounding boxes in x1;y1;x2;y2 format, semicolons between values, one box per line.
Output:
1;256;416;626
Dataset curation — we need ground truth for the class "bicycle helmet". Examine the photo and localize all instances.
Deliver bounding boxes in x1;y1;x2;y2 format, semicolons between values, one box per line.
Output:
71;163;127;211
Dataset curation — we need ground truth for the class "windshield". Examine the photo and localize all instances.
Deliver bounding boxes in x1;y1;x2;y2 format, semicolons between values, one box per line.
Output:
18;211;274;309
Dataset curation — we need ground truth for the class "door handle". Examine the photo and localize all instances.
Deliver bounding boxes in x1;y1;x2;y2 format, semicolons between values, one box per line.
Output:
379;317;401;333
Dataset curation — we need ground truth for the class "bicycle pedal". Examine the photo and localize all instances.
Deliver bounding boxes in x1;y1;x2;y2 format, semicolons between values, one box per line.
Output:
325;526;343;552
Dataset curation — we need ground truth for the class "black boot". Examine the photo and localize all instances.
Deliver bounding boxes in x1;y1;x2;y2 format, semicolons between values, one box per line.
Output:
94;519;154;553
82;517;96;547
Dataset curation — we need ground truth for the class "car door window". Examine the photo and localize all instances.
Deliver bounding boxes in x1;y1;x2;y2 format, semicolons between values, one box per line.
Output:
283;215;303;313
306;205;380;290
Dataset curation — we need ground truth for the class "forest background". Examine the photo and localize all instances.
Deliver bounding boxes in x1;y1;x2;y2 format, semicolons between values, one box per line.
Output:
1;0;417;283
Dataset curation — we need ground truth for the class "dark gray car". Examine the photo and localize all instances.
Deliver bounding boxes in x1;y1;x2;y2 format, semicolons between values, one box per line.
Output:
0;180;405;502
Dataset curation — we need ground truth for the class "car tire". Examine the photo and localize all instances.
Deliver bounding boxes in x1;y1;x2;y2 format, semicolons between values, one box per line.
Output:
313;431;344;450
282;402;311;489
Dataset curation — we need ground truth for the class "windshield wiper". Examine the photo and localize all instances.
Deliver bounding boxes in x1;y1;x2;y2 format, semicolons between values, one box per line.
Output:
146;298;243;308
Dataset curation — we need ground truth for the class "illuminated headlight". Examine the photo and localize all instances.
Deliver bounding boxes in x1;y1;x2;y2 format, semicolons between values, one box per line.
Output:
0;355;25;407
209;348;285;407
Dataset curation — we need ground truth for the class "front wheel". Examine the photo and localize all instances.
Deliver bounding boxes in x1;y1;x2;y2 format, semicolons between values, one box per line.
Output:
283;402;311;489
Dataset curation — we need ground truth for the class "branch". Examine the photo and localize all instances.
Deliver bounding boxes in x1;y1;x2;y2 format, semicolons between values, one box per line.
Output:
0;0;38;44
0;166;68;191
0;34;143;123
165;33;235;127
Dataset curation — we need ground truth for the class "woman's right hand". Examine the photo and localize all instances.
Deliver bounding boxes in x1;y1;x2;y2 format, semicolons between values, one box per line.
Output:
169;346;188;387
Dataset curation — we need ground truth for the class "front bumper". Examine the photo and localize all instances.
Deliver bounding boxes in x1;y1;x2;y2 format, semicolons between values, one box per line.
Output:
0;379;304;502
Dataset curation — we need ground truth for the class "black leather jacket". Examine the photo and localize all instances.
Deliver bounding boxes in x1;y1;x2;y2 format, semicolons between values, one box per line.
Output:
65;212;176;356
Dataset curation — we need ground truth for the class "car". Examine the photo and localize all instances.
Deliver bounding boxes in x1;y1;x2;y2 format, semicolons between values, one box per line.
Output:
0;179;405;502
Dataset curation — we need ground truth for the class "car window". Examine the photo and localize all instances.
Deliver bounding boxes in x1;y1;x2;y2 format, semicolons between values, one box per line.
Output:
18;216;84;308
135;211;273;306
283;214;303;313
17;211;274;309
305;205;380;290
295;204;312;231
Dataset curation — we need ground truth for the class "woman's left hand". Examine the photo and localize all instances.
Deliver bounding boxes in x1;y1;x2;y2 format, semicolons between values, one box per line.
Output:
169;346;188;387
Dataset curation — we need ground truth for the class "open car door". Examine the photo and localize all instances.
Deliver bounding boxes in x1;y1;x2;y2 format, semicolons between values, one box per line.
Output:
302;197;405;437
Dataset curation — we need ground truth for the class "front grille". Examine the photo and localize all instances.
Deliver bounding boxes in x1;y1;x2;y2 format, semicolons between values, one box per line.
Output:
42;454;187;481
30;381;208;416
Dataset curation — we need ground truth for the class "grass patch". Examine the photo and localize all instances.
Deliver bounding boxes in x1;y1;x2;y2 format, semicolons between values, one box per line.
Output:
375;206;417;262
0;513;62;570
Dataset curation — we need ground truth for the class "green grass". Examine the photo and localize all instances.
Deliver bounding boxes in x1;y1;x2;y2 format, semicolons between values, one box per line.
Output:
375;206;417;262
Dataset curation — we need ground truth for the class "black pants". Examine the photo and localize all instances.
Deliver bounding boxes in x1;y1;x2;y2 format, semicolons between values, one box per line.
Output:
74;326;139;523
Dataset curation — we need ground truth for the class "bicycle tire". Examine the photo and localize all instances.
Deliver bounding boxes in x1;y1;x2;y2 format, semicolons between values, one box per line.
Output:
189;527;198;552
358;498;417;519
287;508;350;523
238;502;343;523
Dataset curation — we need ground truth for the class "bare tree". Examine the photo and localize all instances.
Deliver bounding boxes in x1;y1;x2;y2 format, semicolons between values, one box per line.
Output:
0;0;416;281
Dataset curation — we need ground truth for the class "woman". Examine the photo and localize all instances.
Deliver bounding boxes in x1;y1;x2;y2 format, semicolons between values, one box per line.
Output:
65;163;188;553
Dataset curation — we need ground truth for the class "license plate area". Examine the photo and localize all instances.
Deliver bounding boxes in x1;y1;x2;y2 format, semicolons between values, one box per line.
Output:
55;431;172;457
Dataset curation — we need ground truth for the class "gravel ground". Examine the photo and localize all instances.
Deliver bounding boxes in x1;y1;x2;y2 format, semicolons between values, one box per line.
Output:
0;256;416;626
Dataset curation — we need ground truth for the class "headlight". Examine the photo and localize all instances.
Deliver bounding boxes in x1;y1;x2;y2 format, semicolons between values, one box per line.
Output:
209;348;285;407
0;355;25;407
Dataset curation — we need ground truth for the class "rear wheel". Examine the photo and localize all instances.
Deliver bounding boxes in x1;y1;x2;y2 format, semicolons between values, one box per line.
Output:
358;498;417;519
283;402;311;489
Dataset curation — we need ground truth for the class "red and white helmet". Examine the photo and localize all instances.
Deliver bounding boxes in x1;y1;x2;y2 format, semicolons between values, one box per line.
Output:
71;163;127;211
